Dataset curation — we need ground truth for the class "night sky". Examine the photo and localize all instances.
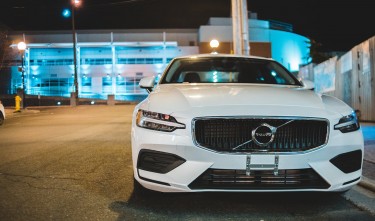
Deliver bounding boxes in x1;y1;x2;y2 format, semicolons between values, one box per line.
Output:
0;0;374;52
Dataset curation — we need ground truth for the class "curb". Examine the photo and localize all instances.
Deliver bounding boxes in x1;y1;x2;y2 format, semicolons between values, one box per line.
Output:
358;176;375;192
4;108;41;119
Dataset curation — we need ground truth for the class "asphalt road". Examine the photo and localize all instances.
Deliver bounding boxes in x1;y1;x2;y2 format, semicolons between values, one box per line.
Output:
0;105;374;221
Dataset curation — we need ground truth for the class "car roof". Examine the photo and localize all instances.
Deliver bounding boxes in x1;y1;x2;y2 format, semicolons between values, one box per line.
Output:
173;53;274;61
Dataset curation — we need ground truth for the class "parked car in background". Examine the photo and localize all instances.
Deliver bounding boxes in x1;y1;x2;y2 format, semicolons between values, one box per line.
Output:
132;54;364;193
0;100;5;125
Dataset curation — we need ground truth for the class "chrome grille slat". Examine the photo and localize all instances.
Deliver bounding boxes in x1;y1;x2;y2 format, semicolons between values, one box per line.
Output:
193;117;329;153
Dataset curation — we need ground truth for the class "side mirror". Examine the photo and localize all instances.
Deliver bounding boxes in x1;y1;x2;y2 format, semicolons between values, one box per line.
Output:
139;76;155;93
301;79;314;90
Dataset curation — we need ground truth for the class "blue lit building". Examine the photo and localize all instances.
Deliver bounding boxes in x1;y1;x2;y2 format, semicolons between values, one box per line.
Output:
6;15;310;100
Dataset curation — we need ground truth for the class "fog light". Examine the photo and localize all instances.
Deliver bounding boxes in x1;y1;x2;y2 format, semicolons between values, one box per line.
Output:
330;150;362;173
137;149;185;174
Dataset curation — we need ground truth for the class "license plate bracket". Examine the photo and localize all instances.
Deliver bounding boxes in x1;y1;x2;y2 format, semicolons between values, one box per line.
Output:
246;154;279;176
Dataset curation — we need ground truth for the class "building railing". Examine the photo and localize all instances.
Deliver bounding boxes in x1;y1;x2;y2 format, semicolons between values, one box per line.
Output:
20;57;175;66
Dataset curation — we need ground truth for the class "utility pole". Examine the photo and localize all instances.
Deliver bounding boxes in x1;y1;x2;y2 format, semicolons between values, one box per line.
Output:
71;0;80;106
17;42;26;109
231;0;250;55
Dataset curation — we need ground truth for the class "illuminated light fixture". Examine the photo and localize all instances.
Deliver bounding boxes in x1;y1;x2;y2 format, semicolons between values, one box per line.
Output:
17;42;26;51
210;39;219;48
57;102;61;105
271;71;277;77
210;39;219;54
91;101;95;105
62;9;71;18
73;0;81;7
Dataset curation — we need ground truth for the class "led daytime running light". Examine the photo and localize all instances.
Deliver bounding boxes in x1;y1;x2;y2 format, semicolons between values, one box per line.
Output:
334;112;360;133
136;110;185;132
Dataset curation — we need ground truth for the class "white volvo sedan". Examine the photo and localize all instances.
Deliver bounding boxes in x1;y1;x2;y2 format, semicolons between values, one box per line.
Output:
131;54;364;193
0;100;5;126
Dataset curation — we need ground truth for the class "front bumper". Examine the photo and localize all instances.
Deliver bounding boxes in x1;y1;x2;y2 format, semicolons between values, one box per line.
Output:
132;127;364;192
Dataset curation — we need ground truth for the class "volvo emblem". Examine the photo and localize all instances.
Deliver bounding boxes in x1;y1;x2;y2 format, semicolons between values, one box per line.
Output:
251;123;277;147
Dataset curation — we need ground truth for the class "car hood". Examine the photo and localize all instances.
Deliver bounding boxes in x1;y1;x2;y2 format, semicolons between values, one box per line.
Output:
143;84;352;118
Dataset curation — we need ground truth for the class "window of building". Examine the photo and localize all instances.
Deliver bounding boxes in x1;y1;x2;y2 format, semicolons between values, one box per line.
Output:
82;77;92;86
28;59;73;66
81;58;112;65
116;76;125;86
117;58;164;64
102;76;112;86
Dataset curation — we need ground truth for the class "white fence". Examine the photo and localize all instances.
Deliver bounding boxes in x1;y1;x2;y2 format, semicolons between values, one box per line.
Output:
299;36;375;121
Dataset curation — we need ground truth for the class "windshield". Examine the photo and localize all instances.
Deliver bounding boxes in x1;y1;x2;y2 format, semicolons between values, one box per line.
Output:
160;57;302;86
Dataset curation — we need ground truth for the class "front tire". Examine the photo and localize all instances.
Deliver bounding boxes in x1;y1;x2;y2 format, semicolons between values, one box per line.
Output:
0;113;4;126
133;177;154;196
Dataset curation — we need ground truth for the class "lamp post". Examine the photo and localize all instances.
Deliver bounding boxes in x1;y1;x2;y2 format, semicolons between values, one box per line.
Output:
17;41;26;109
210;39;220;54
71;0;81;106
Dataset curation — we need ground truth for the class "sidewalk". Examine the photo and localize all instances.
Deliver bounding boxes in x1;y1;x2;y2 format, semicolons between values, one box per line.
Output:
4;106;72;118
3;106;375;192
4;107;41;117
360;123;375;192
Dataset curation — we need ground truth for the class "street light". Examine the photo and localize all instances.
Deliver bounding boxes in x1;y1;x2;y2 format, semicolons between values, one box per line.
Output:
71;0;81;106
62;9;71;18
210;39;219;54
17;41;26;109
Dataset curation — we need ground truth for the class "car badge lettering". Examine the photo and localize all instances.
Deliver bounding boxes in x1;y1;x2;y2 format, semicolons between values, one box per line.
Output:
252;123;277;147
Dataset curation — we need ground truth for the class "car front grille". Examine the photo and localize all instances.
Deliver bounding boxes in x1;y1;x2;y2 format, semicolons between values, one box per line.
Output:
188;169;330;190
193;117;329;153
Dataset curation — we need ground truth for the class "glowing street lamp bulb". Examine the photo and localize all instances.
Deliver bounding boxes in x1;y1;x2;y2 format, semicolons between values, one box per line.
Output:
210;39;219;48
62;9;71;18
73;0;81;7
17;42;26;51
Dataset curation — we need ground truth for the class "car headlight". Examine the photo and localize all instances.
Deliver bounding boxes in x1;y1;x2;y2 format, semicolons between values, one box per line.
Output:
136;109;185;132
334;112;360;133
